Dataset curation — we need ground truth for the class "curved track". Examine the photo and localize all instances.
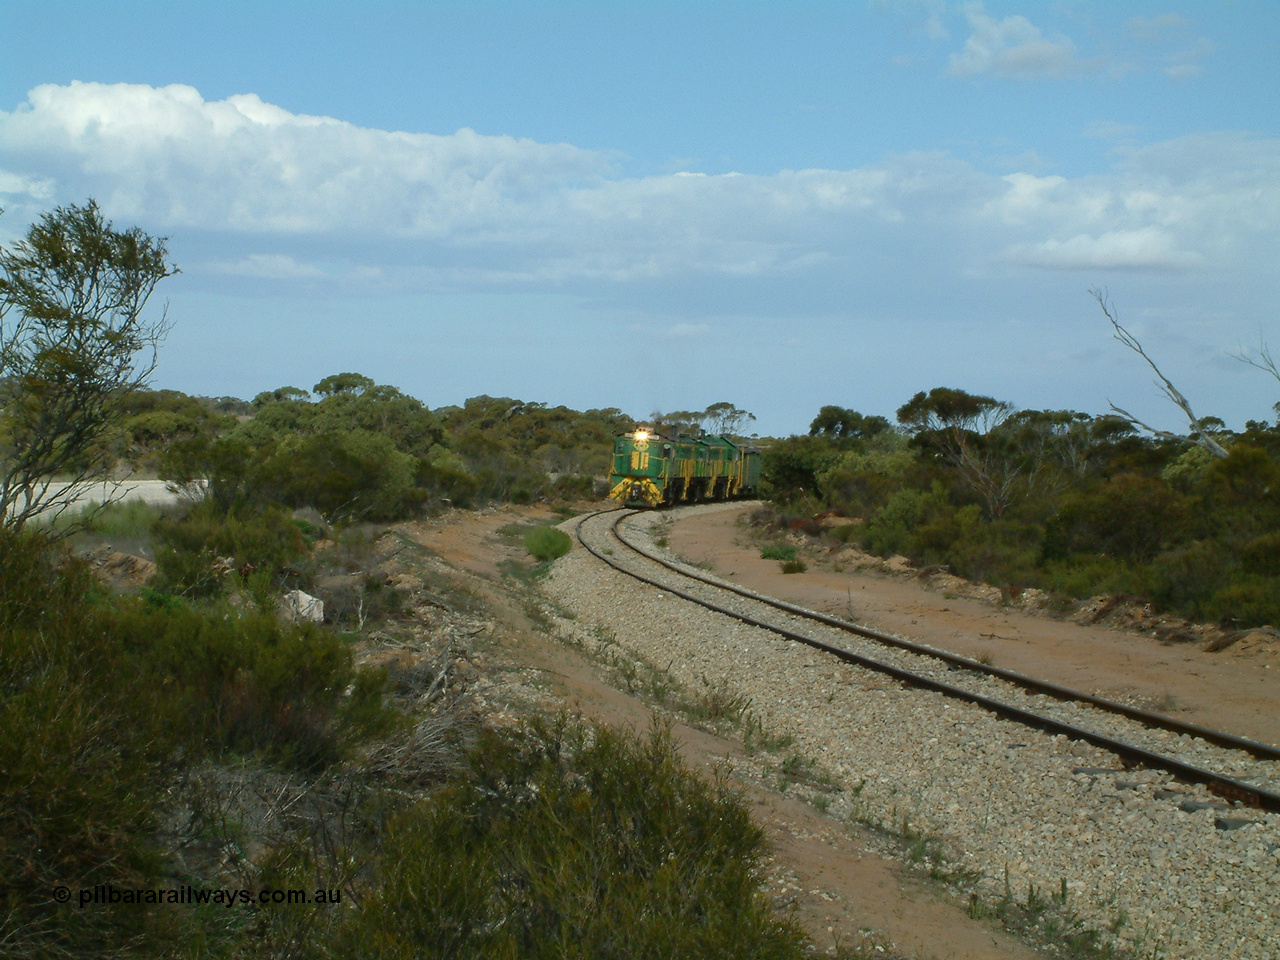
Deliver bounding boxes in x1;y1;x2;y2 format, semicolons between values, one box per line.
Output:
575;506;1280;813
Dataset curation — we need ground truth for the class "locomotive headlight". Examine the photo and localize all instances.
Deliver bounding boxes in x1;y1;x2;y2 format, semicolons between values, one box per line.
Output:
633;429;650;441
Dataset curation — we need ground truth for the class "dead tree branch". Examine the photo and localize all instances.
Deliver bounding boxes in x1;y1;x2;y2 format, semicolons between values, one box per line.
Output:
1091;288;1228;459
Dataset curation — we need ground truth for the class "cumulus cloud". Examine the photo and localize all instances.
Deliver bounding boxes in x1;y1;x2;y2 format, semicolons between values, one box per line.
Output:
948;3;1102;78
1;83;1276;290
0;81;606;236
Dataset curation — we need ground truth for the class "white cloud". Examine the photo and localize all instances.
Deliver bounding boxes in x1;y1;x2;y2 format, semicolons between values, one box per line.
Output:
1163;63;1202;81
1000;227;1202;270
948;3;1101;79
0;81;606;237
1083;121;1143;141
0;169;55;199
1;83;1276;292
1163;38;1216;81
203;253;326;280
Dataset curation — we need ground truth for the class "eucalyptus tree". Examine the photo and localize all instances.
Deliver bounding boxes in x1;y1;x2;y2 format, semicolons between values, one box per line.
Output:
0;201;176;531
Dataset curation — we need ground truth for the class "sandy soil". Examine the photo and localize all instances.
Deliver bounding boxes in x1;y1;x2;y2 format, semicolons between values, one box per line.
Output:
406;505;1047;960
666;504;1280;749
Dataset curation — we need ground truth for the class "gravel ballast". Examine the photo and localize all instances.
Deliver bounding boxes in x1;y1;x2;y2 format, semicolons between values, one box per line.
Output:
545;504;1280;960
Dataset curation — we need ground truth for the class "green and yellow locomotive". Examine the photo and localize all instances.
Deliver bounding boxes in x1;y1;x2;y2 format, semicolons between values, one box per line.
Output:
608;427;761;507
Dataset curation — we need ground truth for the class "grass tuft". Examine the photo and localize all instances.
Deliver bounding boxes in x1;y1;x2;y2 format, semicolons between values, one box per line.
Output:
524;525;572;562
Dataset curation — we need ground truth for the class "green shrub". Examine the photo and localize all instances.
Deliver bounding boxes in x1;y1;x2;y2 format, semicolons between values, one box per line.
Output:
39;498;164;541
829;523;862;543
260;428;420;521
103;600;385;768
153;502;306;598
524;525;572;562
1040;555;1140;600
1;527;394;958
1203;576;1280;628
1144;540;1235;617
1044;474;1185;563
1241;532;1280;576
331;722;807;959
945;516;1038;588
780;559;807;574
760;543;797;561
863;483;951;558
1;530;176;955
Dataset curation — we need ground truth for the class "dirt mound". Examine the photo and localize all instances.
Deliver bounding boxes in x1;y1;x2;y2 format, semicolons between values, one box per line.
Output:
83;544;155;589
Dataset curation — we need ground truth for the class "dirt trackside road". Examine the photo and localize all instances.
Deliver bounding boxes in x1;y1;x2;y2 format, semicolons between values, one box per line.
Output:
667;504;1280;749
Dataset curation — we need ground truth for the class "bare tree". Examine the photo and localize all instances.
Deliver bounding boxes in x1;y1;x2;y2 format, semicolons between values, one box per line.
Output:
0;201;177;532
1091;288;1228;459
1232;337;1280;419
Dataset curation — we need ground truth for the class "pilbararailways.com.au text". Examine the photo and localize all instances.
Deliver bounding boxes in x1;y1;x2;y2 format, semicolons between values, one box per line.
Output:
54;885;342;908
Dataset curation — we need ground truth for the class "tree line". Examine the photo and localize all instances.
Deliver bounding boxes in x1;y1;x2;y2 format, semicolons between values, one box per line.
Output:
764;387;1280;629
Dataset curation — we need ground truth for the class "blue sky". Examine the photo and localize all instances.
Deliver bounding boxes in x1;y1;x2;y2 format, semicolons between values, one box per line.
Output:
2;1;1278;436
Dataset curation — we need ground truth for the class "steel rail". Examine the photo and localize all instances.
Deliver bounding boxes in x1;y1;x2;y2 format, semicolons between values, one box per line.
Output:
617;511;1280;761
574;508;1280;813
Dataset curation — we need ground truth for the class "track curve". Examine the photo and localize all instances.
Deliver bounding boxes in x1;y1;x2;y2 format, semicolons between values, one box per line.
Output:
574;506;1280;813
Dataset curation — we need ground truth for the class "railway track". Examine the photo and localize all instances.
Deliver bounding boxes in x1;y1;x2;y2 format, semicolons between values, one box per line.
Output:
575;506;1280;813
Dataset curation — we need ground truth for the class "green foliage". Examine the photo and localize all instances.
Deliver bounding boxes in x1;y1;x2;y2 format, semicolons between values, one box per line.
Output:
808;405;892;440
163;374;445;521
0;528;389;956
113;388;235;470
775;395;1280;628
780;559;807;574
153;501;306;598
524;525;572;562
761;435;841;504
817;442;914;514
0;200;177;532
1143;540;1236;616
1040;555;1140;601
1241;532;1280;576
862;483;954;558
1204;576;1280;628
1;534;176;953
260;429;420;521
331;722;807;959
1045;474;1185;563
945;515;1039;587
760;543;797;561
103;598;383;768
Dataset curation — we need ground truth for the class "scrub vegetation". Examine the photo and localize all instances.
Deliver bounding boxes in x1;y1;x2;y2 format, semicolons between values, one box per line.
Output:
1;518;818;959
764;391;1280;629
1;201;817;959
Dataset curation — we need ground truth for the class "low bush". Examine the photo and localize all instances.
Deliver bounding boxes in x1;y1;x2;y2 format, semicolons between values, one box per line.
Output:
760;543;797;561
780;559;807;574
153;502;306;598
330;721;808;959
1204;575;1280;628
524;525;572;562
